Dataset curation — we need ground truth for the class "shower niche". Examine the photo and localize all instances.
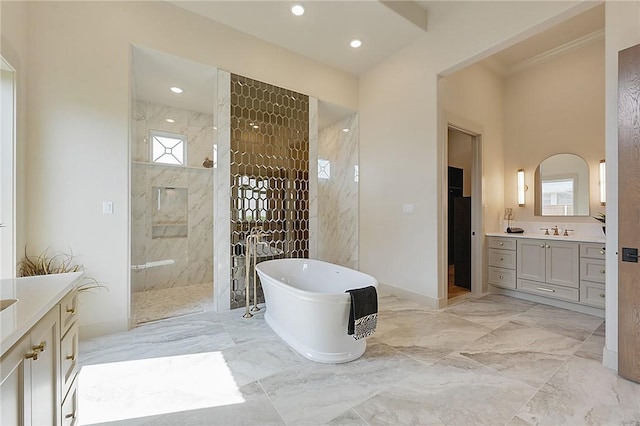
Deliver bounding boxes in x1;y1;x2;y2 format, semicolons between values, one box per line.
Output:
151;186;188;239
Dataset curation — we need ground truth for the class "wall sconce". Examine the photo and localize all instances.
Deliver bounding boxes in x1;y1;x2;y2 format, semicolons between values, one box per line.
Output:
517;169;526;207
599;159;606;205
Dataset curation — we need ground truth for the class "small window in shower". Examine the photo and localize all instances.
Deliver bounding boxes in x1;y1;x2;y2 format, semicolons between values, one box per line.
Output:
150;130;186;166
318;159;331;180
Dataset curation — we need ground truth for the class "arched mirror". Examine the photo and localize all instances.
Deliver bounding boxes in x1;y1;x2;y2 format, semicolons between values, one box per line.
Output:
534;153;590;216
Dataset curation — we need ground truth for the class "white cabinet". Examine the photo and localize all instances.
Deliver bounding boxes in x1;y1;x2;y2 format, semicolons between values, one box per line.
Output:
0;287;78;426
0;306;59;426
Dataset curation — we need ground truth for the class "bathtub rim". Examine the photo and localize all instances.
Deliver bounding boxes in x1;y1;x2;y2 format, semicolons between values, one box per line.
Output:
255;258;378;301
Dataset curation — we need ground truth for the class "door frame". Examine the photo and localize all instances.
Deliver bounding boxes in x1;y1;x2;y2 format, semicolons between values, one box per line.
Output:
439;113;484;304
1;57;16;279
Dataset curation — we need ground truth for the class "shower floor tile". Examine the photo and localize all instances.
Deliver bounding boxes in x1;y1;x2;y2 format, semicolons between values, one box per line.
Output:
132;282;213;325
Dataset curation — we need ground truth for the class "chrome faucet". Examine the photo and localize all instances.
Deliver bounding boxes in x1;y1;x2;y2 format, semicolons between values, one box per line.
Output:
551;226;559;236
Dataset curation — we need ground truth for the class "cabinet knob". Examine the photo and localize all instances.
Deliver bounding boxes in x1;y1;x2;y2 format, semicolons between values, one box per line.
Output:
499;242;504;246
540;244;545;248
499;275;504;279
500;257;504;261
66;354;76;361
599;250;605;255
545;245;550;249
599;294;605;298
32;342;46;353
600;269;605;274
25;351;39;361
66;307;76;314
65;413;76;419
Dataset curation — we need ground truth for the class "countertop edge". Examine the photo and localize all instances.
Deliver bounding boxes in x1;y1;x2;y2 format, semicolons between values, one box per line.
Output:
485;232;606;244
1;272;83;356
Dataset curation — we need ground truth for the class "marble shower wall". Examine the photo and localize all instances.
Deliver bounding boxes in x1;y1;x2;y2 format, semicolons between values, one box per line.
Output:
131;100;214;293
317;114;359;269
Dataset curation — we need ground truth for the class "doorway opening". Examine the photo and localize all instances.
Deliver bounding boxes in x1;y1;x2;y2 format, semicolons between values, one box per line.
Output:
446;125;482;300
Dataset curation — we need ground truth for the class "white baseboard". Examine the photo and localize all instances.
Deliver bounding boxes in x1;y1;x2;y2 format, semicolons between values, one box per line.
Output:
377;282;440;309
602;347;618;371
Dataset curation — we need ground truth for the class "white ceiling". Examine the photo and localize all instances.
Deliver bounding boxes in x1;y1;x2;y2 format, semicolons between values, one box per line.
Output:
134;2;604;128
169;1;428;76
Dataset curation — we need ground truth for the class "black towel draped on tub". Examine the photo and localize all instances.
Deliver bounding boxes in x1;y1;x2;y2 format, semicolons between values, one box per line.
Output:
345;286;378;340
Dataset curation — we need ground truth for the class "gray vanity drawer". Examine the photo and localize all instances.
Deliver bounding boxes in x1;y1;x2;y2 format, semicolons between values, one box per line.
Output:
580;258;605;284
580;282;605;308
580;244;606;260
487;237;516;251
488;266;516;289
517;279;579;302
488;248;517;269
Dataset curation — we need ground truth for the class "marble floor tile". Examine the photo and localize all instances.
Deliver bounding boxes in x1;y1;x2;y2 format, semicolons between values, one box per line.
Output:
511;303;604;341
123;381;284;426
78;293;640;426
352;354;537;426
574;321;605;362
445;294;538;329
516;355;640;425
458;321;582;387
260;341;424;425
372;309;492;365
326;409;368;425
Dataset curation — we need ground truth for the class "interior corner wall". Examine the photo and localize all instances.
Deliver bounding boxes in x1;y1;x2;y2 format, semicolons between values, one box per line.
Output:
0;0;28;271
358;1;590;303
503;39;605;223
20;1;358;338
603;0;640;372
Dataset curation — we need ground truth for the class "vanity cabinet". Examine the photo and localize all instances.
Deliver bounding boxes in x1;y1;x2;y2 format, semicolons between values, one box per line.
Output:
517;239;578;289
579;244;606;308
0;307;60;425
487;237;517;289
486;236;605;312
0;284;79;426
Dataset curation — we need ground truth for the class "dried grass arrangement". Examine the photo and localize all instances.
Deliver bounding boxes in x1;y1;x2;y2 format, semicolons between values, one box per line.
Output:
18;247;106;292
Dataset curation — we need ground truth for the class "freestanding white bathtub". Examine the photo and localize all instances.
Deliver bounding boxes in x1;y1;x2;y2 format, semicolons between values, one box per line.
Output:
255;258;378;363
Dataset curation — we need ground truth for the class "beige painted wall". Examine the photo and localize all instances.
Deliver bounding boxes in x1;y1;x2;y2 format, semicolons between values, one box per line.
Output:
504;39;605;222
4;1;358;337
359;1;592;305
0;1;28;271
603;0;640;372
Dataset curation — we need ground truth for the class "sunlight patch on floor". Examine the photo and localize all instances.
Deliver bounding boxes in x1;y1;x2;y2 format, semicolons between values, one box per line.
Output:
78;351;244;424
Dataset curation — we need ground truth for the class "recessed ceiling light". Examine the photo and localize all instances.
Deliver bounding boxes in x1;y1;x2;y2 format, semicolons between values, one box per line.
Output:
342;128;349;133
350;39;362;49
170;86;183;94
166;118;175;123
291;4;304;16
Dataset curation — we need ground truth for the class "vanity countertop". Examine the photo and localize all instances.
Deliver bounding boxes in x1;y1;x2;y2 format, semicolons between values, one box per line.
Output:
486;232;606;244
1;272;83;356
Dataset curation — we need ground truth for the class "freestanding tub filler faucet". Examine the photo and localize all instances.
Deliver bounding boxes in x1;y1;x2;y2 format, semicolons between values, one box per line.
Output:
243;227;269;319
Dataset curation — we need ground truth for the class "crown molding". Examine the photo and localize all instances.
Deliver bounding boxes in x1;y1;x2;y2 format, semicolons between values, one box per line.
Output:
508;28;604;75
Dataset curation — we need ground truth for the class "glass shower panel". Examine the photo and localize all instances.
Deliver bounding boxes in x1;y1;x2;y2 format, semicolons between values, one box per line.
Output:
229;74;309;309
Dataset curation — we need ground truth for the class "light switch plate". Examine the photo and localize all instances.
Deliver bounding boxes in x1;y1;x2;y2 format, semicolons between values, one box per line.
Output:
402;203;414;214
103;201;114;214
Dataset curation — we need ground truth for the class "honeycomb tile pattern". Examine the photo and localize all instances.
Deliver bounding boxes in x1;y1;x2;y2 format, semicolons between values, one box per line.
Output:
229;74;310;309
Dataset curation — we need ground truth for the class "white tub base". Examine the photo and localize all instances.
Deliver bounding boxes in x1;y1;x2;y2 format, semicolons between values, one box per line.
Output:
264;311;366;363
